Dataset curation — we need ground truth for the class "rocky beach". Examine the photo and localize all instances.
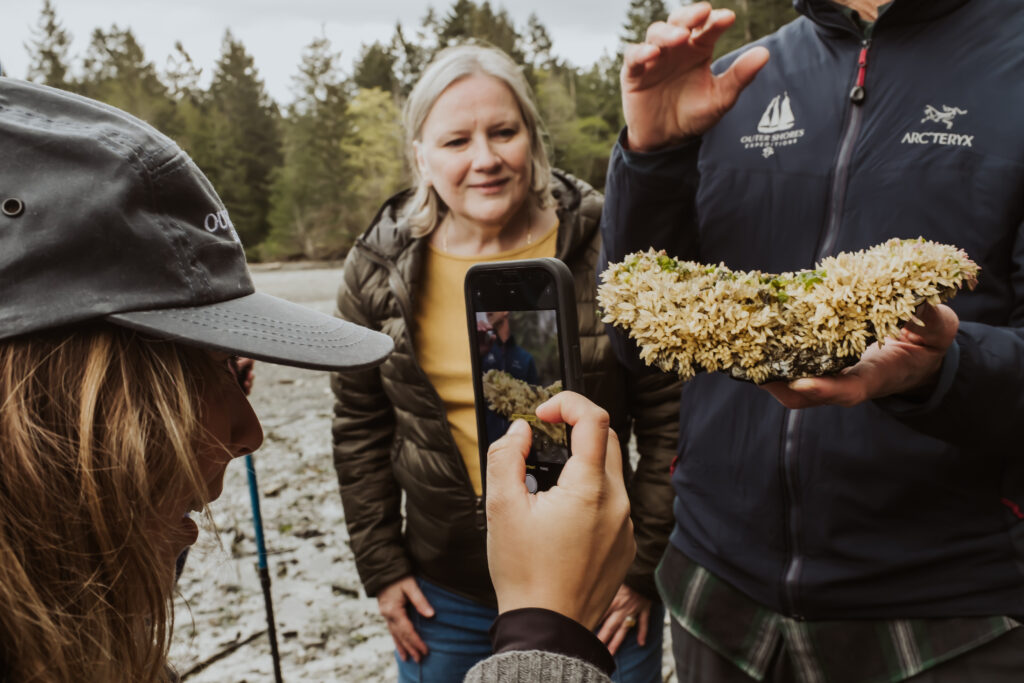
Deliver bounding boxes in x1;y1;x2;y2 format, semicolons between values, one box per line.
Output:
169;264;674;682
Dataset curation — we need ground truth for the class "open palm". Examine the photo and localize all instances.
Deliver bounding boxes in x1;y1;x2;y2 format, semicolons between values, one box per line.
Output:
622;3;770;151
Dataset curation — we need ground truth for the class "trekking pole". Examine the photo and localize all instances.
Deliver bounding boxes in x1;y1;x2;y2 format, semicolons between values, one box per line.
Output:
245;453;284;683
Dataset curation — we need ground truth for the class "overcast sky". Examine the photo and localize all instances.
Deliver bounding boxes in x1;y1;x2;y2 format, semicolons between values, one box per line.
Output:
2;0;675;104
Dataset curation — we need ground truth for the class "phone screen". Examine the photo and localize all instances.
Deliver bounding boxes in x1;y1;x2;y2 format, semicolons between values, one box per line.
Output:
475;308;568;465
467;264;574;490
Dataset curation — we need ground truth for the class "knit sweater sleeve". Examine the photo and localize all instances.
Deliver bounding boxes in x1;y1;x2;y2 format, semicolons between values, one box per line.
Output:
463;651;611;683
463;608;615;682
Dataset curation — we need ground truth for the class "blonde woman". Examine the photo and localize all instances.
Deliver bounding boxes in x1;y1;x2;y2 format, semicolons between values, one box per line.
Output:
332;44;682;682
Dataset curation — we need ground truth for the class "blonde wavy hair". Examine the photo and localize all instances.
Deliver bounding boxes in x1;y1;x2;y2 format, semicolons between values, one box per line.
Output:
0;324;222;682
402;43;554;237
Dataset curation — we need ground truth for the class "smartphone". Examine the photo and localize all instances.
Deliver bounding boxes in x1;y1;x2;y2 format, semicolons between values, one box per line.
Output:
465;258;583;495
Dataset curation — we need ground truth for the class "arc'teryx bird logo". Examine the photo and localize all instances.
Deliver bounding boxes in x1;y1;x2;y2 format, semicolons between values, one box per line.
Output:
901;103;973;148
920;104;967;130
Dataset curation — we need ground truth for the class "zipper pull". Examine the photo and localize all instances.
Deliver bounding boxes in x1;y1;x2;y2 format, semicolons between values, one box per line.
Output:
475;496;486;530
849;39;871;104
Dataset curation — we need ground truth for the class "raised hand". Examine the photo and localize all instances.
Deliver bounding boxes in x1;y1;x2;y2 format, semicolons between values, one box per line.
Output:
622;2;770;151
485;392;635;630
761;303;960;408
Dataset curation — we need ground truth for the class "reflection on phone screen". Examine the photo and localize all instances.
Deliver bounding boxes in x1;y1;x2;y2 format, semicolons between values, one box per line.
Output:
477;309;568;465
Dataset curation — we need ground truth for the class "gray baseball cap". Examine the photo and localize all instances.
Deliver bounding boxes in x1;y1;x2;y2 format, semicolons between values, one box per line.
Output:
0;78;392;371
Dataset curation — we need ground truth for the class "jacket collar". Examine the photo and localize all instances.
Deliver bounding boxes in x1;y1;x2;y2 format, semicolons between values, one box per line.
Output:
795;0;970;37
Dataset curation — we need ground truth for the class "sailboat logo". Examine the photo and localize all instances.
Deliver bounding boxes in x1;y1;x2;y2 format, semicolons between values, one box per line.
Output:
758;93;795;133
740;91;804;155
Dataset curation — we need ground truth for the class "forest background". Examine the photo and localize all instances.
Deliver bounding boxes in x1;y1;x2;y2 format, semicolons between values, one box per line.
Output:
19;0;796;261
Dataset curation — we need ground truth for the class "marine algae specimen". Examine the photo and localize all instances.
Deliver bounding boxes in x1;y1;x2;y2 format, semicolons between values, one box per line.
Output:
598;238;979;384
482;369;566;445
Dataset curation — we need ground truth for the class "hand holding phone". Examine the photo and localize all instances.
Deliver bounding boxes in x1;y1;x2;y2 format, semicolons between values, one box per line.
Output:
485;392;635;629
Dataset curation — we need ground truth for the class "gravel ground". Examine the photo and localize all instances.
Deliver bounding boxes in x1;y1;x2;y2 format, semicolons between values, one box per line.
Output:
169;264;675;682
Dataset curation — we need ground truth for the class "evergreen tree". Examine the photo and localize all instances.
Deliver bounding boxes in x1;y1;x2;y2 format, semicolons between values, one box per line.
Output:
574;54;623;133
205;31;282;253
165;42;218;179
164;41;203;101
390;20;431;97
571;0;668;136
713;0;798;57
264;35;352;259
24;0;72;88
435;0;526;64
78;26;179;135
622;0;669;45
338;88;405;242
524;13;555;71
353;42;398;94
535;70;616;189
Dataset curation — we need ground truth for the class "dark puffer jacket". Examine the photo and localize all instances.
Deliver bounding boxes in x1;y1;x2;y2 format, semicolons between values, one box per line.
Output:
331;170;681;605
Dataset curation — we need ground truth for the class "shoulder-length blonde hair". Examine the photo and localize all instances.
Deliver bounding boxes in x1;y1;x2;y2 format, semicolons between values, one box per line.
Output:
402;43;554;238
0;324;220;682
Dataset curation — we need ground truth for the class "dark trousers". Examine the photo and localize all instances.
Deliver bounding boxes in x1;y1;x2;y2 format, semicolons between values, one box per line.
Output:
671;618;1024;682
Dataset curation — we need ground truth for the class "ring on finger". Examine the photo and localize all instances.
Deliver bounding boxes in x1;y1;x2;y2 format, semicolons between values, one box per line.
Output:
623;615;637;629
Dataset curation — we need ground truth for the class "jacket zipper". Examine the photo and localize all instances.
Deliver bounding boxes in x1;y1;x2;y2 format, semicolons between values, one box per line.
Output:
356;241;486;527
781;37;873;618
816;38;871;260
780;410;804;617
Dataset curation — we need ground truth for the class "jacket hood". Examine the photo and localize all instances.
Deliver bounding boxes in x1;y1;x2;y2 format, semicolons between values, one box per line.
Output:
795;0;970;36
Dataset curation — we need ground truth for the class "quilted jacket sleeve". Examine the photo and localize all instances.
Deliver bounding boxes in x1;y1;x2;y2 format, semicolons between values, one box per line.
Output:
331;246;411;597
880;214;1024;455
623;370;682;601
587;148;689;599
599;132;703;375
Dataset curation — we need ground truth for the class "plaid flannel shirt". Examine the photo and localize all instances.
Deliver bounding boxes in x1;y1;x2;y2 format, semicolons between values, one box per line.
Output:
657;546;1019;683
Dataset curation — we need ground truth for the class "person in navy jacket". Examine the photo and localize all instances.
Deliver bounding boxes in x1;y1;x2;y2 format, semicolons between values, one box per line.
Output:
601;1;1024;681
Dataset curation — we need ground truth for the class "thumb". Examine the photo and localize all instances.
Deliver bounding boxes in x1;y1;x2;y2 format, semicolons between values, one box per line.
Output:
486;420;532;502
902;303;959;348
716;46;769;109
535;392;610;474
404;580;435;618
788;373;866;406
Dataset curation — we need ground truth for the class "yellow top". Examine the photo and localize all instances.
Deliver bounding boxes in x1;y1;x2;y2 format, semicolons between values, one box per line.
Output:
413;223;558;495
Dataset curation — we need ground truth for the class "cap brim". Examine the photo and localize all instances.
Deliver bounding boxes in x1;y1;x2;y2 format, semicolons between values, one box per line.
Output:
106;292;393;372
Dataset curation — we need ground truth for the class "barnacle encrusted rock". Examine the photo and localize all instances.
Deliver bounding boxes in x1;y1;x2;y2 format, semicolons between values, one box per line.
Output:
597;238;979;384
482;369;566;445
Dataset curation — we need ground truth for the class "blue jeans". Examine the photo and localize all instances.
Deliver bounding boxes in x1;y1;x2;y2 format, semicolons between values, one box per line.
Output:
395;577;664;683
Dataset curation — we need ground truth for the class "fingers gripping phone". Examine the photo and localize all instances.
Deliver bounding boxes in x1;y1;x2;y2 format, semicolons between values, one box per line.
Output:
465;258;584;495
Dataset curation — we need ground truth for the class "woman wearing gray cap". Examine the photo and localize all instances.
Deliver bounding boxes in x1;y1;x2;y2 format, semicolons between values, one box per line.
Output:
0;78;631;682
